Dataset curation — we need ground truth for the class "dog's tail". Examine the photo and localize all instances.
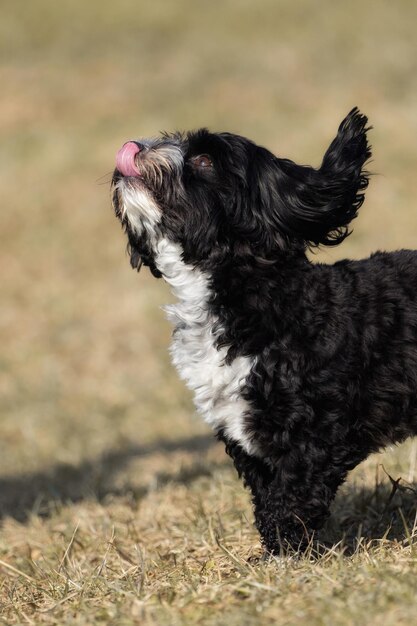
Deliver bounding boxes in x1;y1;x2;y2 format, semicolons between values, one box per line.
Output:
317;107;371;245
275;108;372;247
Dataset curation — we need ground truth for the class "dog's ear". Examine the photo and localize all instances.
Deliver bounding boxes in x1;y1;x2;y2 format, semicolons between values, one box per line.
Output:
250;108;371;249
127;236;162;277
128;243;143;272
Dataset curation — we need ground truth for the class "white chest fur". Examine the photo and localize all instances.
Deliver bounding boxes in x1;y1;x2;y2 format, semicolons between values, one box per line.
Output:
154;239;257;456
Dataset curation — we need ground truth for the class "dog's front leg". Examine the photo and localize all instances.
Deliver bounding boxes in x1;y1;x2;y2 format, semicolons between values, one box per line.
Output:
220;433;348;554
253;447;351;554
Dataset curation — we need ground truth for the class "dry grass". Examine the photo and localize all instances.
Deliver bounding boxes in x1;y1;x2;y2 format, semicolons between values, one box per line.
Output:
1;0;417;623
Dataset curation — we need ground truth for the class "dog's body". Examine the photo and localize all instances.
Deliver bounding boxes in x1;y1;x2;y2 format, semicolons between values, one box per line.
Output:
112;110;417;553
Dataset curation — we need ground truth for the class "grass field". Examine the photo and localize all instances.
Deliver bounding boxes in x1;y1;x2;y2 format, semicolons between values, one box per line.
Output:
1;0;417;623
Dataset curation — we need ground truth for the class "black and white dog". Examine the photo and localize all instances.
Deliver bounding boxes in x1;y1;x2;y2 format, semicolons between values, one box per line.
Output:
111;109;417;554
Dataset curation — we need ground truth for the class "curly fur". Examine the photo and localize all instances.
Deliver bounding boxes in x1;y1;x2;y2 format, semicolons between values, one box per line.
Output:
111;108;417;553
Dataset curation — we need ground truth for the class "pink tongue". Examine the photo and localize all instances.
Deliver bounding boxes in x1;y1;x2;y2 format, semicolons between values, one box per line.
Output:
116;142;141;177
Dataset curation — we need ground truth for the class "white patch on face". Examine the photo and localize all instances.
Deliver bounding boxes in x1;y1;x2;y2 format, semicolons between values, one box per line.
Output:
115;180;161;240
151;144;184;172
155;238;259;457
138;139;184;187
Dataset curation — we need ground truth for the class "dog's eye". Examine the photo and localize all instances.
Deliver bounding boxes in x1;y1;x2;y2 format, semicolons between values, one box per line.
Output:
190;154;213;169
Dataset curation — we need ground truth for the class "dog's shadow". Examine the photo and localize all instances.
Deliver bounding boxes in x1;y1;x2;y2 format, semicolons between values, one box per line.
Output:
0;436;416;550
322;472;417;550
0;434;223;523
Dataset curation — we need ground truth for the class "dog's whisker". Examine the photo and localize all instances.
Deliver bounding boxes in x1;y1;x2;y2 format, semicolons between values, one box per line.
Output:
96;171;114;185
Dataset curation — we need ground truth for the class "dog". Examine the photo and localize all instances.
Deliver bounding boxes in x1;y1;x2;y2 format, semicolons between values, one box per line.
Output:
111;108;417;554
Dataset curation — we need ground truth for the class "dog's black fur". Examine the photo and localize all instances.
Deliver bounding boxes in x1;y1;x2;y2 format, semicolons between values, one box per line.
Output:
112;109;417;554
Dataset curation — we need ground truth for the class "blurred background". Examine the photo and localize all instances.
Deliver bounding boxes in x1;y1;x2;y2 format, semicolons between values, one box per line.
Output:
1;0;417;517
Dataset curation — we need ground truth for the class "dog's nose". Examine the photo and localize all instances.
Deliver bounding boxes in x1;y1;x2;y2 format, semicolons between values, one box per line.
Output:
116;141;143;177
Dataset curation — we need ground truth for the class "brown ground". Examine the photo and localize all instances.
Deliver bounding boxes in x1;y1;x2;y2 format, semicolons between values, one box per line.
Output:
1;1;417;623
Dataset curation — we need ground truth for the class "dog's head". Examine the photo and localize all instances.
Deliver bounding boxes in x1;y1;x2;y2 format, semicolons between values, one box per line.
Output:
112;108;371;277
